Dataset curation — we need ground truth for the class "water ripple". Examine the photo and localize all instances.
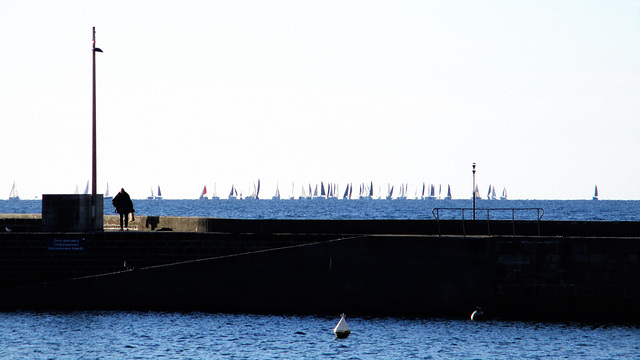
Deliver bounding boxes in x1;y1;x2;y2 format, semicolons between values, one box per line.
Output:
0;311;639;359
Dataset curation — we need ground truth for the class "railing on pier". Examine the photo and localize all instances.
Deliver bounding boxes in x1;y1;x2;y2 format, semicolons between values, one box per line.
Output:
431;208;545;236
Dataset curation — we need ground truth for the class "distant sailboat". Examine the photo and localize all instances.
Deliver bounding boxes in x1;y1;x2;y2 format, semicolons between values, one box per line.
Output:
147;187;155;200
344;183;352;199
156;186;163;200
211;183;219;200
8;181;19;200
272;183;281;200
397;183;407;200
83;181;90;195
229;185;238;200
105;183;113;199
289;182;295;200
444;184;452;200
245;180;260;200
593;185;599;200
327;183;338;200
359;182;373;200
500;187;508;200
199;185;208;200
473;185;482;200
422;183;436;200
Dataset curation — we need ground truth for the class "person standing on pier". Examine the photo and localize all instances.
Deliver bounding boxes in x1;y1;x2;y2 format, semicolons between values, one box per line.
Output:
112;188;135;230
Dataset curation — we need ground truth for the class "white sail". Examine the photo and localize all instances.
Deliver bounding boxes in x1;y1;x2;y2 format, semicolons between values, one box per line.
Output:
290;182;295;200
386;184;394;200
359;182;373;200
245;180;260;200
8;181;19;200
211;183;219;200
473;185;482;200
500;187;508;200
397;183;407;200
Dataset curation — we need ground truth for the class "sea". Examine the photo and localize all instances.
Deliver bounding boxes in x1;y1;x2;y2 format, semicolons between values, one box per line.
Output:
0;312;639;359
1;198;639;359
1;198;640;221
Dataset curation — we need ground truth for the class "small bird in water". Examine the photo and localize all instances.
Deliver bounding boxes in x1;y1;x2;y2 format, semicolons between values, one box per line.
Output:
471;306;485;321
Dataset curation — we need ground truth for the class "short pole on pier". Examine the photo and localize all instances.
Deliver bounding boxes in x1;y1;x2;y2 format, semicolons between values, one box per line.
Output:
472;163;476;220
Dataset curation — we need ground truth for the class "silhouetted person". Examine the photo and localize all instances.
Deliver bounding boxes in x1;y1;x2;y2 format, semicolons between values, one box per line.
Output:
112;188;135;230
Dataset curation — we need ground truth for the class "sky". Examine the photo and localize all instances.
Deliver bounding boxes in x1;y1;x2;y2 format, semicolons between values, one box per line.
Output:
1;0;638;200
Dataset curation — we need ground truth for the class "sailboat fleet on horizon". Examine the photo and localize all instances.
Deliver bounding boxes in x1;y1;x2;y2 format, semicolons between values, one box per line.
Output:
193;180;512;201
3;182;603;201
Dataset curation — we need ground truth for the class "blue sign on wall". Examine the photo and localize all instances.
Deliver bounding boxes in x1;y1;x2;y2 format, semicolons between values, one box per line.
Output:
48;238;86;251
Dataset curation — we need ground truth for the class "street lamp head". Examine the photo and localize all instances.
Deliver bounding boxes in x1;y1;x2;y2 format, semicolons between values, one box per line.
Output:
93;48;103;52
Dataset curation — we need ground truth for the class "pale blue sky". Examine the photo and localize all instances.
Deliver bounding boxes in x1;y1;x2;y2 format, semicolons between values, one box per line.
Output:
1;1;638;199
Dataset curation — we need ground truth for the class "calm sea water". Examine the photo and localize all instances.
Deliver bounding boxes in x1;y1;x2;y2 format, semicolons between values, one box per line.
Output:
1;198;640;221
2;200;639;358
0;312;638;359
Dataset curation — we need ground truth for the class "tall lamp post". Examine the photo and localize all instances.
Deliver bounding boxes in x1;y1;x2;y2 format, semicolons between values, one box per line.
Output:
92;27;103;231
472;163;476;220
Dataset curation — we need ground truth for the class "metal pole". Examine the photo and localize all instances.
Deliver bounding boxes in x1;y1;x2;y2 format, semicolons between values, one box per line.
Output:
91;27;103;231
92;27;97;198
472;163;476;220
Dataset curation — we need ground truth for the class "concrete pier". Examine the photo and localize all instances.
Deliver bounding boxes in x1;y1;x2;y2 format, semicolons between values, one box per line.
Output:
0;215;639;322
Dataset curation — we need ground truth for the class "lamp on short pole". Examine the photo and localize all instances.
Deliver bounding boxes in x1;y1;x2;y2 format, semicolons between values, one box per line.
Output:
472;163;476;220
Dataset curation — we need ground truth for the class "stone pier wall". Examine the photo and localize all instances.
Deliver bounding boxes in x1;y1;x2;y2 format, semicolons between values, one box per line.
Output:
0;216;638;321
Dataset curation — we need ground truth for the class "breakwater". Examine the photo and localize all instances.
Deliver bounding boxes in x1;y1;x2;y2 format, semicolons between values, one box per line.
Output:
0;215;639;322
